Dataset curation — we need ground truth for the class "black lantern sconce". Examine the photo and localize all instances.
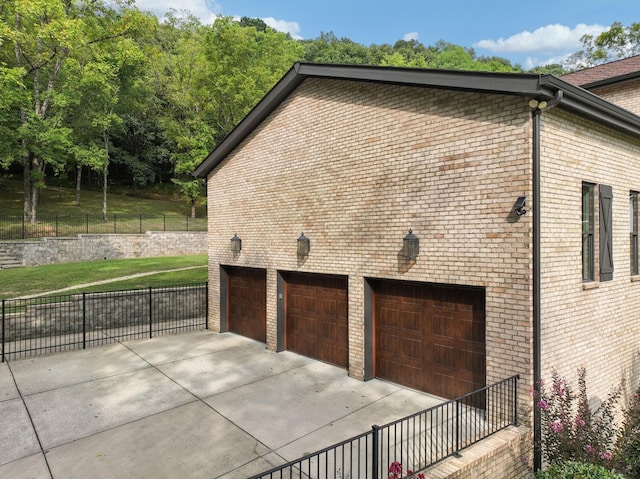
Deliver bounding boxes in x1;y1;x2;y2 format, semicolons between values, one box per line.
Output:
230;233;242;253
403;229;419;260
297;232;310;257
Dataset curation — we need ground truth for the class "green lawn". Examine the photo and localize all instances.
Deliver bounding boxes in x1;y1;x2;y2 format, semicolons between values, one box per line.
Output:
0;177;206;217
0;255;208;299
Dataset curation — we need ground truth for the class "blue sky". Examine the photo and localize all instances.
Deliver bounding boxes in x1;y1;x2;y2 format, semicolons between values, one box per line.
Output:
134;0;638;69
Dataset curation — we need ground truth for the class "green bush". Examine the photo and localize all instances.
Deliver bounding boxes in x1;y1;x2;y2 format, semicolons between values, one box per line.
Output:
535;368;621;467
613;388;640;478
535;461;626;479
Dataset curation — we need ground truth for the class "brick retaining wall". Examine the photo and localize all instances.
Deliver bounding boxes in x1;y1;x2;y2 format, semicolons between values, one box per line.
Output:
0;231;206;267
426;426;531;478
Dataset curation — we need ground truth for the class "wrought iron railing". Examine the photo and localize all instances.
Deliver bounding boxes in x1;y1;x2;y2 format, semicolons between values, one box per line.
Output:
1;283;208;362
0;214;207;240
250;374;520;479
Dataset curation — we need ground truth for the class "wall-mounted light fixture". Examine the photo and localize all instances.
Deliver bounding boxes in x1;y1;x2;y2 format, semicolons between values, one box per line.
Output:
403;229;419;260
514;196;527;216
230;233;242;253
529;91;563;111
297;232;310;257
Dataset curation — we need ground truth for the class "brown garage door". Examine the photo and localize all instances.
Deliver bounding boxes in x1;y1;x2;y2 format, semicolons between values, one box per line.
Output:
284;272;348;368
227;266;267;343
373;279;485;399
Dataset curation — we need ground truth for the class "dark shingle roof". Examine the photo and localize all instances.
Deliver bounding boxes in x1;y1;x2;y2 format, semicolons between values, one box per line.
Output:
561;55;640;88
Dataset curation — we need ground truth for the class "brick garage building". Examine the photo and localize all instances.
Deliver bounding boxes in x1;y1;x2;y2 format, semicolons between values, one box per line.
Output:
194;59;640;472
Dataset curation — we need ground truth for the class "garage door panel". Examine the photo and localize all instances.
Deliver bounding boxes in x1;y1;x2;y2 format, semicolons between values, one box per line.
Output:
285;273;348;368
374;280;485;400
227;267;267;343
433;343;455;367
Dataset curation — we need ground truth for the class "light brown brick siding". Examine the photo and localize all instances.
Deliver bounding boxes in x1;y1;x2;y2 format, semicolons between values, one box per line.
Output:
207;77;534;408
539;108;640;399
591;78;640;116
425;426;532;478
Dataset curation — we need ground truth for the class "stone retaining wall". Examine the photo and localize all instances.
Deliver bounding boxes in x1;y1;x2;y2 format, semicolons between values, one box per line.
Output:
3;286;207;342
1;231;206;267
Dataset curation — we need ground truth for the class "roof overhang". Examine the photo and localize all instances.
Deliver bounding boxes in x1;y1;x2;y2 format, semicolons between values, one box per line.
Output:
193;62;640;178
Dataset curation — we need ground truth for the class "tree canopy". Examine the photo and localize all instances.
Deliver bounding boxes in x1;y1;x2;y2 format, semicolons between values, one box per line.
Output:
0;3;636;220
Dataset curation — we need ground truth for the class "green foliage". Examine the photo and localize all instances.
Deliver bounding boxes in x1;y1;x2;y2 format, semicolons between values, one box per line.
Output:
565;21;640;70
535;461;626;479
536;368;621;467
0;2;581;219
613;387;640;478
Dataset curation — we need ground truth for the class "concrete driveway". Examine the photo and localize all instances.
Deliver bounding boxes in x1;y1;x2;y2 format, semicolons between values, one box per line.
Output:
0;331;442;479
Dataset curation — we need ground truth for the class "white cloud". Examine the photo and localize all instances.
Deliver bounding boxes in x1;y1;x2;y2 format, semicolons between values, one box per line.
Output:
474;23;608;54
403;32;419;42
523;54;572;70
263;17;302;39
134;1;303;40
134;0;220;25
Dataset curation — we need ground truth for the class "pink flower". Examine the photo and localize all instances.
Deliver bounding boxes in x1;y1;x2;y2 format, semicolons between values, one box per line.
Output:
599;451;612;461
550;421;564;432
574;416;585;427
537;399;549;411
585;444;593;453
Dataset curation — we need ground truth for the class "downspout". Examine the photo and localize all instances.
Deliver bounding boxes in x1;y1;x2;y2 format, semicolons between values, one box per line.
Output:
532;107;542;471
531;89;562;471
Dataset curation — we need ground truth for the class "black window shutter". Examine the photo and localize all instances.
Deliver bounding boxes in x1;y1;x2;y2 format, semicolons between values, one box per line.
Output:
600;184;614;281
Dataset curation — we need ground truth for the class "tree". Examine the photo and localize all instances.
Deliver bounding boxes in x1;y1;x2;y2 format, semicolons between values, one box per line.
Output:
156;16;303;213
302;32;375;64
0;0;147;221
565;21;640;70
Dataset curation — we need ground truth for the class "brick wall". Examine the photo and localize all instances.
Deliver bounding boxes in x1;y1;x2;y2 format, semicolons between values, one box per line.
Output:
425;426;531;478
1;231;206;266
590;78;640;116
539;108;640;401
207;78;534;410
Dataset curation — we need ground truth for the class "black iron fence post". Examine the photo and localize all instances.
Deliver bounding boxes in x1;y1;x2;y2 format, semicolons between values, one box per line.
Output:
139;214;142;234
86;214;89;234
513;374;519;426
22;215;25;239
205;282;209;330
371;424;380;479
454;399;462;457
82;293;86;350
55;214;59;237
2;299;5;362
149;287;153;338
113;213;117;233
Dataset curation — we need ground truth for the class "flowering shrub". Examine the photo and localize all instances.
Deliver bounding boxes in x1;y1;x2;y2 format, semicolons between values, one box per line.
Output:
534;460;626;479
388;461;425;479
613;387;640;478
534;368;622;467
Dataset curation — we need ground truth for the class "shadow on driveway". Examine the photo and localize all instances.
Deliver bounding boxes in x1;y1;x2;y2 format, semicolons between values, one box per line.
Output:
0;331;441;479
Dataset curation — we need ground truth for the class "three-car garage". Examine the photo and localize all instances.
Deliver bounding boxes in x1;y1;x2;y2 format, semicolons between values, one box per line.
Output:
222;267;485;400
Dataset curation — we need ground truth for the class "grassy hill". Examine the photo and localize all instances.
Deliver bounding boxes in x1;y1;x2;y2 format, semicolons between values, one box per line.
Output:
0;176;206;217
0;177;209;297
0;255;208;299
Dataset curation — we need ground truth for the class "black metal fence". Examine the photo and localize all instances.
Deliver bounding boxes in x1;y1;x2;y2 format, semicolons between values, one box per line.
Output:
250;374;520;479
1;283;208;362
0;214;207;240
